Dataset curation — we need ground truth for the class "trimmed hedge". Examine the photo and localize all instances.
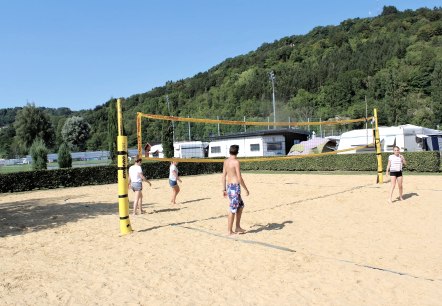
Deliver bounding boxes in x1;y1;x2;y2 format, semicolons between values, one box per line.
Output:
0;161;223;193
0;152;439;193
0;166;117;193
241;152;441;172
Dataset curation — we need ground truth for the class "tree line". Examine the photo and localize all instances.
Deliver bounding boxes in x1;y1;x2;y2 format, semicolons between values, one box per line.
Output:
1;6;441;160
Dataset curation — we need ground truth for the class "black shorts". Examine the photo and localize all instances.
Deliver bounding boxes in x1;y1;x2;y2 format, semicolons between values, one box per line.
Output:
390;171;403;177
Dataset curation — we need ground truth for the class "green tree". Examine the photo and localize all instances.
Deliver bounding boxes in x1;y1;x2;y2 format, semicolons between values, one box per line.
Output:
30;138;48;170
14;103;55;152
384;65;409;126
162;121;174;158
431;62;442;128
0;125;15;158
55;117;67;147
381;6;399;16
287;89;317;121
58;142;72;168
62;116;91;151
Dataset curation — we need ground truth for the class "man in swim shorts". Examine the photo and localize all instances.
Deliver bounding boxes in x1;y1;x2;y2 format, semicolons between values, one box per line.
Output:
226;183;244;213
222;145;249;235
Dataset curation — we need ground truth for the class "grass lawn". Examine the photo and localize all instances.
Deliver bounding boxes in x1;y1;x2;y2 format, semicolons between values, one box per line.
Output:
0;159;111;174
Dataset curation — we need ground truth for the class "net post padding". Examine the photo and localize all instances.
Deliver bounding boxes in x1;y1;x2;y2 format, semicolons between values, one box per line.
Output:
137;112;142;158
116;98;133;235
373;108;383;184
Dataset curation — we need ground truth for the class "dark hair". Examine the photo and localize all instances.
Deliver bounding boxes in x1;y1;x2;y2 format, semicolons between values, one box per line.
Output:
229;145;239;155
135;158;142;163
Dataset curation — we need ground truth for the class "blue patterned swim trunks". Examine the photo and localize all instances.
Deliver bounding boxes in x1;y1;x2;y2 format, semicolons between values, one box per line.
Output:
227;183;244;213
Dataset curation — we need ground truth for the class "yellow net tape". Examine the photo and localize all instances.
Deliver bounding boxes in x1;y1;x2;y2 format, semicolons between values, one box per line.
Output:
141;143;374;163
138;113;373;127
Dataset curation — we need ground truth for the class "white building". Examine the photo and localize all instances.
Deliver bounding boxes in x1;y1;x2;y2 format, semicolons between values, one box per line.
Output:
208;129;309;158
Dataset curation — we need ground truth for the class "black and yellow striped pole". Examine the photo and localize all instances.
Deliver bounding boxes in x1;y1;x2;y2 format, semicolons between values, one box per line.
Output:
117;98;133;235
373;108;383;184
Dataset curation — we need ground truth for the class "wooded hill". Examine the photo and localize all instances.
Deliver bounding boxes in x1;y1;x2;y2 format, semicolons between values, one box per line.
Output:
1;6;441;155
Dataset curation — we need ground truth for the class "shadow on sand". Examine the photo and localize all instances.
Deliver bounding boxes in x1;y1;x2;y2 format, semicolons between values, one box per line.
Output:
147;208;182;214
0;195;117;238
247;221;293;234
180;198;211;205
402;192;419;200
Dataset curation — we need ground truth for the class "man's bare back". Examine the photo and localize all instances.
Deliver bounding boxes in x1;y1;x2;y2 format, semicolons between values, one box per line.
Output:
224;157;241;184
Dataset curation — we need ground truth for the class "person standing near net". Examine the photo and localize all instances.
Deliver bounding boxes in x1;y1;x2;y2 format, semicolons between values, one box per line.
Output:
169;161;182;204
128;157;151;215
386;146;407;203
222;144;250;235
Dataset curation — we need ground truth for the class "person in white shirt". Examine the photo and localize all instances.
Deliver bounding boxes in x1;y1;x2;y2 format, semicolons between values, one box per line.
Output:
169;161;182;204
386;146;407;203
128;158;151;215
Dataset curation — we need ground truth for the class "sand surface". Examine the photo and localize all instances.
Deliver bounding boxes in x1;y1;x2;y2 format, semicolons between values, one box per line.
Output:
1;173;442;305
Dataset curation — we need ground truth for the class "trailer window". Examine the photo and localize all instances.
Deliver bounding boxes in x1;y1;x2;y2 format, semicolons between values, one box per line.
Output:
267;142;282;151
211;146;221;154
250;144;260;152
181;146;201;150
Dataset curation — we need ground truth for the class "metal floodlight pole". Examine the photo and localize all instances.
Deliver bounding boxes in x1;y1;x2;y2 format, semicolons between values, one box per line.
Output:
269;71;276;129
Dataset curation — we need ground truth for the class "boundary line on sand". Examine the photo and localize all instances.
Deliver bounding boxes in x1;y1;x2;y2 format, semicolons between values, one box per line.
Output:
174;224;439;283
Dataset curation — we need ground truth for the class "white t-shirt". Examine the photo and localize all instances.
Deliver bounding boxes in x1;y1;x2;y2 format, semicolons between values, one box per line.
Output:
129;164;143;183
389;154;403;172
169;164;178;181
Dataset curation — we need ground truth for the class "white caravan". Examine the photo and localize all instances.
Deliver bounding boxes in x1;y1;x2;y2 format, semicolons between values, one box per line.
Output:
337;124;442;154
208;129;309;158
173;141;209;158
148;141;209;159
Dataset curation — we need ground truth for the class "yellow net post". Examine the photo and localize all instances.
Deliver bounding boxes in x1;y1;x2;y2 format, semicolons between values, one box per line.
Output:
373;108;383;184
117;98;133;235
137;112;142;158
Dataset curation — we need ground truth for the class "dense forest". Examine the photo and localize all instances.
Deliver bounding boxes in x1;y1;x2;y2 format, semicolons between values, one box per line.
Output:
1;6;441;157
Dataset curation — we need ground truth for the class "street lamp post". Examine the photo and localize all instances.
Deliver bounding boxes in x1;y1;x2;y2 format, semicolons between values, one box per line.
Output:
269;71;276;129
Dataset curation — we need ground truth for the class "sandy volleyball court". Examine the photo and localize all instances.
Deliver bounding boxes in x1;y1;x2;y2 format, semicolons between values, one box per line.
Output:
1;172;442;305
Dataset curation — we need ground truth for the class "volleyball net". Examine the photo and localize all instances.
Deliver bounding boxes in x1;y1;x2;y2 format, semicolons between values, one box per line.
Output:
135;112;376;163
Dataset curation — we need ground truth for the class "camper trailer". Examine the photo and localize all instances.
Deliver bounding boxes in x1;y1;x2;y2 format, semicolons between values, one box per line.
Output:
147;141;209;159
173;141;209;158
209;129;309;158
337;124;442;154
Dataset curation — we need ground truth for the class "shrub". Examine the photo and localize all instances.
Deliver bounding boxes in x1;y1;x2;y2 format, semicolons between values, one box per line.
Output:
58;142;72;168
29;138;48;170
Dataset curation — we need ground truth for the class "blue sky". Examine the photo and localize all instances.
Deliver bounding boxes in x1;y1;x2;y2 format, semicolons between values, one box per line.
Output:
1;1;440;111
